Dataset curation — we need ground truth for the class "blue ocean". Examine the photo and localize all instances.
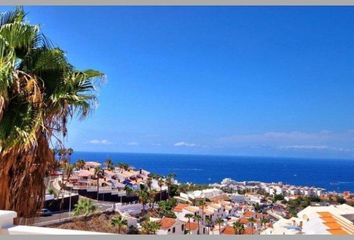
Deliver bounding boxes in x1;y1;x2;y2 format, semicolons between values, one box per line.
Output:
70;152;354;193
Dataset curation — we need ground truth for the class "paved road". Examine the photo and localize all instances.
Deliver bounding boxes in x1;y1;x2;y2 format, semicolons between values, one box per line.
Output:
34;199;115;225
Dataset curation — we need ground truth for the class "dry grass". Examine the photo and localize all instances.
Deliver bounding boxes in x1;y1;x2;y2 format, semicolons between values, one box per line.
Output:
50;212;126;234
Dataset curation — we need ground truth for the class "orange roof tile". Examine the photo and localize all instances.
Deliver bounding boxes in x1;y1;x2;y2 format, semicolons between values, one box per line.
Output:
243;211;254;218
243;227;256;235
185;222;198;231
318;212;332;217
160;217;176;229
324;222;342;229
239;218;249;224
173;203;189;212
320;216;337;223
328;229;349;235
221;226;236;235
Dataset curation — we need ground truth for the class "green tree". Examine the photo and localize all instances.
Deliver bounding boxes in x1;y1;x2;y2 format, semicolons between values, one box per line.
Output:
248;217;256;234
205;216;212;234
215;217;224;234
232;220;243;235
111;215;128;234
73;198;96;227
75;159;86;169
165;173;176;198
185;213;194;233
118;162;129;171
137;187;149;214
94;166;104;200
124;185;133;197
146;176;153;190
193;214;202;234
158;177;164;201
141;220;160;234
0;7;103;218
105;158;114;170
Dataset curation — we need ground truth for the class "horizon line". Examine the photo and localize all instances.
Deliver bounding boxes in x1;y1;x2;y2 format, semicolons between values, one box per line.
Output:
69;150;354;161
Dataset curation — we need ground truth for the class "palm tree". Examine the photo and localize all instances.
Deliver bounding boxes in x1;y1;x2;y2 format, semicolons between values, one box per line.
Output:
158;178;164;201
260;217;269;230
240;224;245;234
124;185;133;197
248;217;256;229
105;158;114;170
0;7;103;218
94;166;104;200
146;176;153;190
193;214;202;234
232;221;243;235
63;163;74;213
118;162;129;171
75;159;86;169
148;189;157;209
165;173;176;198
205;216;212;234
197;198;206;224
215;217;224;235
111;215;128;234
185;213;193;234
248;217;256;234
137;187;149;214
141;220;160;234
73;198;96;227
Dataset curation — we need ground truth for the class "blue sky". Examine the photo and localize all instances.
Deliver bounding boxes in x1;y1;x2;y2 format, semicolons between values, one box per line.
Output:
4;6;354;158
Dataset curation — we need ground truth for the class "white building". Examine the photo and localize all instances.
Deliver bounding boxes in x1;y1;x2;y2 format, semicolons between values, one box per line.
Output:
262;204;354;235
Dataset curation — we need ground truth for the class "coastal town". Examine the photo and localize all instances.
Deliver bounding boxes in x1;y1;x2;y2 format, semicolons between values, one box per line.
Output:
1;6;354;237
2;156;353;235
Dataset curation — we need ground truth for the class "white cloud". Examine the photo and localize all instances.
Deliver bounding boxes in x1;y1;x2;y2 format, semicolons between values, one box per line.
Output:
127;142;139;146
279;145;354;152
174;141;197;147
279;145;329;150
218;130;354;153
89;139;111;145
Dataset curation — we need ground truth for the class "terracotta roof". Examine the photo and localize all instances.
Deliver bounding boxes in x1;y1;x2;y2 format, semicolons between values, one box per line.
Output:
243;211;254;218
160;217;176;230
328;229;349;235
318;212;332;217
173;203;189;212
185;222;198;231
325;222;342;229
243;227;256;235
221;226;236;235
239;218;249;224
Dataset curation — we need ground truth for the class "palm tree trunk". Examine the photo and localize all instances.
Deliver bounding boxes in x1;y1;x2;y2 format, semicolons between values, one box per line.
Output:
97;178;99;201
0;133;54;220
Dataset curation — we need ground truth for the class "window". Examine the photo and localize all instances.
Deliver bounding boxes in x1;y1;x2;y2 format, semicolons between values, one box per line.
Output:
182;224;184;231
173;227;176;233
